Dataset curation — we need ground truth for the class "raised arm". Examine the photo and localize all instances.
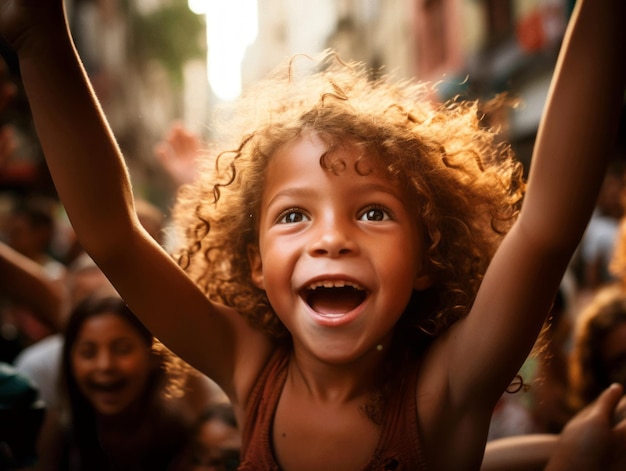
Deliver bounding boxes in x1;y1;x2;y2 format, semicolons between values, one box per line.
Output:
445;0;626;405
0;240;63;331
0;1;270;398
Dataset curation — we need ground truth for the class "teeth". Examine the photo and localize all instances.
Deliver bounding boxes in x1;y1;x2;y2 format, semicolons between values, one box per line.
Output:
307;280;364;290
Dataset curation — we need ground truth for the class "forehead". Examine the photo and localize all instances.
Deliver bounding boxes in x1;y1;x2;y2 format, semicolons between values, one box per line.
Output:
264;131;393;189
76;313;142;342
198;419;241;448
257;132;416;222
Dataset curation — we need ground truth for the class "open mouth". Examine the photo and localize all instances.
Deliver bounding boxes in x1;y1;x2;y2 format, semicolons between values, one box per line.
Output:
87;378;127;393
302;280;368;315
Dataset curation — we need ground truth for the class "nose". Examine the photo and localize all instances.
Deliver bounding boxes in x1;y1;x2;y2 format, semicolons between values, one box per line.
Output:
94;349;114;371
308;213;358;257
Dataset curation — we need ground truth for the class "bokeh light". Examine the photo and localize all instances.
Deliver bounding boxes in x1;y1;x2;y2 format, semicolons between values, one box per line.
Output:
188;0;258;102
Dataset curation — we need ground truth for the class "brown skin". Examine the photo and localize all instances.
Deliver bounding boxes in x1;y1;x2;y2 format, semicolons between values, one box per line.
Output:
545;384;626;471
481;385;626;471
0;240;63;331
0;0;624;469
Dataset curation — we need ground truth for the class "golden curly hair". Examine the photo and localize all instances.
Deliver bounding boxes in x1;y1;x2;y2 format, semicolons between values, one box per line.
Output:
171;51;525;345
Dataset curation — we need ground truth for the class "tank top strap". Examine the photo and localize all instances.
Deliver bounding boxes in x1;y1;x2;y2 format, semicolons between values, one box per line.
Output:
239;347;289;470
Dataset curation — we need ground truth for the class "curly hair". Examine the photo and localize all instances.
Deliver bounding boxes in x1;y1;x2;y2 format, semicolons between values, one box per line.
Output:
172;51;525;345
568;284;626;412
60;294;193;469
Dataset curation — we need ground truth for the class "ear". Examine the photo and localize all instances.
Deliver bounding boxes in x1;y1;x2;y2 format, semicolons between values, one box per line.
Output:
413;272;433;291
247;244;265;289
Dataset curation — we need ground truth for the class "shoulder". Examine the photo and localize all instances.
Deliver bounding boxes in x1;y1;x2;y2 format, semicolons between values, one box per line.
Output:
14;334;63;366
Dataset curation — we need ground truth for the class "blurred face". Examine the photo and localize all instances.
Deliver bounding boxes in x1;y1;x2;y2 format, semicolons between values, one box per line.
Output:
71;312;154;417
191;417;241;471
6;214;51;257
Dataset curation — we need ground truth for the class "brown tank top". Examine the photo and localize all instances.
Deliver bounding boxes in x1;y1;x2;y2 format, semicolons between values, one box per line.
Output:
238;348;429;470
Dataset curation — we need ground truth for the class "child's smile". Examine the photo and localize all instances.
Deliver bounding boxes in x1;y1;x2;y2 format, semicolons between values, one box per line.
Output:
302;279;367;316
71;313;153;417
250;130;432;362
299;277;369;327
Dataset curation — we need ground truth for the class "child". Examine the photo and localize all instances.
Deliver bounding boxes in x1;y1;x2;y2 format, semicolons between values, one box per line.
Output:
0;1;624;469
54;294;193;470
187;402;241;471
568;285;626;412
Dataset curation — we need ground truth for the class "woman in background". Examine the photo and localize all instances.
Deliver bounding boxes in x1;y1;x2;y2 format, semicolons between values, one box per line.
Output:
45;294;193;471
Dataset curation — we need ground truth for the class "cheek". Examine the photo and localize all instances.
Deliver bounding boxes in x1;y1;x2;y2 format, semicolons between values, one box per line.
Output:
258;238;298;286
378;232;421;276
71;351;89;377
120;353;153;381
70;356;92;394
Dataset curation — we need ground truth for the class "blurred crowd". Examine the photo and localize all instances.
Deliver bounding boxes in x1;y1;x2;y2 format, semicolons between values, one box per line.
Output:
0;51;238;471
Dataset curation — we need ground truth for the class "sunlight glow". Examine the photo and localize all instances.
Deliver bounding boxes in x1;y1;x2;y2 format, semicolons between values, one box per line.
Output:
188;0;258;102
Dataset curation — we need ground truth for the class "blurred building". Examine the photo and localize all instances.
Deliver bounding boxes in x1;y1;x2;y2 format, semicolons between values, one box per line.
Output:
2;0;609;201
242;0;575;169
65;0;206;205
229;0;621;175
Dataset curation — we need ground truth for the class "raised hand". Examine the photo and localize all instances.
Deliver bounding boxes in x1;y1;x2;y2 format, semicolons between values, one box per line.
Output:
154;121;200;186
546;383;626;471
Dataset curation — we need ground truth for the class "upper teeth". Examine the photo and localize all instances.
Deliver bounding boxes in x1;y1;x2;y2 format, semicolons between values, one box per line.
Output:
307;280;364;290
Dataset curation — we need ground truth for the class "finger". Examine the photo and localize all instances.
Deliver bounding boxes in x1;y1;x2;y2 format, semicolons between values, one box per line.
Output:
592;383;624;420
154;142;171;162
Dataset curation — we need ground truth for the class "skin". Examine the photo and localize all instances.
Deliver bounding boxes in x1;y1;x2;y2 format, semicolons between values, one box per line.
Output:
248;134;430;469
0;240;63;331
481;384;626;471
71;312;154;417
0;1;623;469
545;384;626;471
250;133;430;366
191;418;241;471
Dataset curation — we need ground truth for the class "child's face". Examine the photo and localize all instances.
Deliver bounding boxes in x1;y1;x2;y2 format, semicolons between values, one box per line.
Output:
71;312;153;416
250;131;431;362
191;417;241;471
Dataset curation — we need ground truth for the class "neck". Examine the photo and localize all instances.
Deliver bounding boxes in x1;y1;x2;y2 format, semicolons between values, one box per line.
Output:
96;397;150;430
287;344;389;403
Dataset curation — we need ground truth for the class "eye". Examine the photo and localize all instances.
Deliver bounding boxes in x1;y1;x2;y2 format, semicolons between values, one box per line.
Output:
277;209;310;224
359;206;391;222
111;340;135;356
75;344;97;359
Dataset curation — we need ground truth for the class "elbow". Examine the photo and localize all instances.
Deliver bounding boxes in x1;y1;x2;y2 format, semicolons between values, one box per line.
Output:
79;216;144;267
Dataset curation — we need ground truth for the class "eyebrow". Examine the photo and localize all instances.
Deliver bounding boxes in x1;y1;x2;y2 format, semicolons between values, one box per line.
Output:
266;181;402;208
266;187;318;208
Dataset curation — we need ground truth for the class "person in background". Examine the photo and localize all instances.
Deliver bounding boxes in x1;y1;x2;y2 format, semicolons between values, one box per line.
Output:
520;274;577;437
13;253;112;415
0;239;63;336
577;162;625;293
39;294;193;471
186;402;241;471
0;195;66;360
0;362;45;471
154;121;201;190
482;382;626;471
567;284;626;413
